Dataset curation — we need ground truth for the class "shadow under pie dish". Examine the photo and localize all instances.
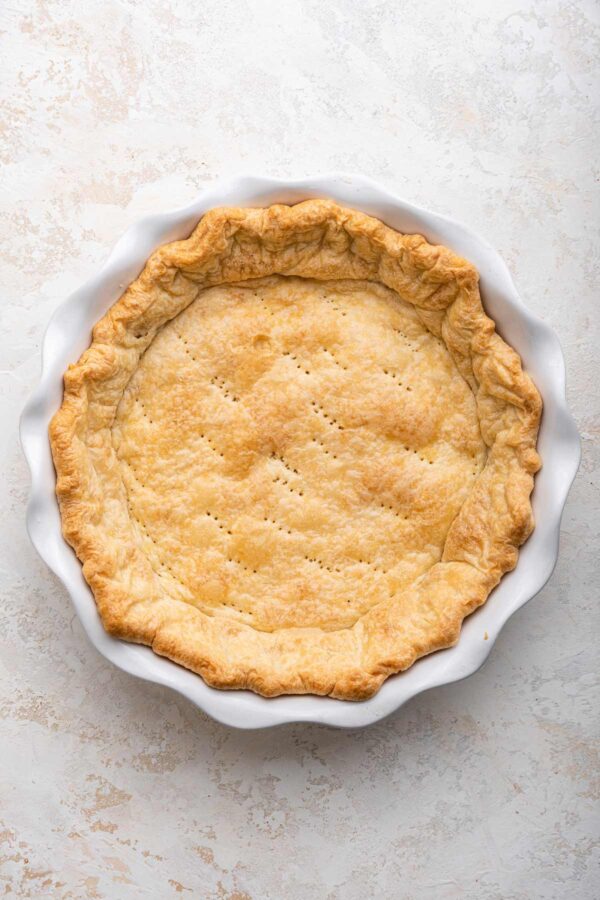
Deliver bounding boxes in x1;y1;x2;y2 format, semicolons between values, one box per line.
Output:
49;199;541;701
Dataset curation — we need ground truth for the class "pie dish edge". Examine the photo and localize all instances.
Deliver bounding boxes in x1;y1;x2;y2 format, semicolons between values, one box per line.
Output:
48;199;542;700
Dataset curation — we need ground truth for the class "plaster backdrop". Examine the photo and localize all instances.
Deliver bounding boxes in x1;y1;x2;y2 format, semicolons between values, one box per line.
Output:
1;1;598;898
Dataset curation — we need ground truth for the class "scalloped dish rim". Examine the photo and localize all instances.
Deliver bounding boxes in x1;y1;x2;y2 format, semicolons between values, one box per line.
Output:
20;173;580;729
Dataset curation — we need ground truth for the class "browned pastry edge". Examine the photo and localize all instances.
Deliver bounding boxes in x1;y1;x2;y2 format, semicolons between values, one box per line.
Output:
49;200;541;700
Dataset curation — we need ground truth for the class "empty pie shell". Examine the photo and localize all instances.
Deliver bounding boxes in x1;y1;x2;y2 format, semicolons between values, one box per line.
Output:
49;200;541;700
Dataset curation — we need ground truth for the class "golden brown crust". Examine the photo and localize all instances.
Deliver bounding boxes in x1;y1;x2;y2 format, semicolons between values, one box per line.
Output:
49;200;541;700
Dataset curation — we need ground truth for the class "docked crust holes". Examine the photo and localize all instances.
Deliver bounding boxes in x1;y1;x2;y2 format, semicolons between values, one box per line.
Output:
322;347;349;371
310;400;344;431
176;332;198;361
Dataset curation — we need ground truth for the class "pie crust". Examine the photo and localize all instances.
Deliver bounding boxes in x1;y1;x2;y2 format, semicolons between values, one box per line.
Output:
50;200;541;700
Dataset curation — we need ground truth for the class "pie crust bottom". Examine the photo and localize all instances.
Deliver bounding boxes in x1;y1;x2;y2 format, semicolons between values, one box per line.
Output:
50;201;541;699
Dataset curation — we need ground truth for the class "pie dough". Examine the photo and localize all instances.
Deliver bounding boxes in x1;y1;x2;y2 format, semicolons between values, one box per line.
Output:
50;200;541;700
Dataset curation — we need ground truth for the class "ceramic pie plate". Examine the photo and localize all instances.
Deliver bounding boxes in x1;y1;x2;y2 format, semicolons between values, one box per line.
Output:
20;174;580;729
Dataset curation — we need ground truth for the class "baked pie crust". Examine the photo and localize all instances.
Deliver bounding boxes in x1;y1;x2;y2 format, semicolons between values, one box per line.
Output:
50;200;541;700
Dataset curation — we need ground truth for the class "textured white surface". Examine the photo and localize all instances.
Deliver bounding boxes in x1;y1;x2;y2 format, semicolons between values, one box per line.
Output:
1;1;598;897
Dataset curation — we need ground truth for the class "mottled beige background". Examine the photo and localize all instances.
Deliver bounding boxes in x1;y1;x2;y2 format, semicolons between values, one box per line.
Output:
1;1;599;898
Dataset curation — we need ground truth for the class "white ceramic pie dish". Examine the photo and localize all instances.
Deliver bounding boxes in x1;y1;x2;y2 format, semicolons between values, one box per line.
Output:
21;173;580;729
